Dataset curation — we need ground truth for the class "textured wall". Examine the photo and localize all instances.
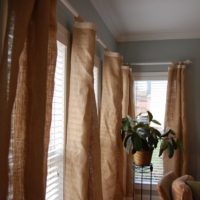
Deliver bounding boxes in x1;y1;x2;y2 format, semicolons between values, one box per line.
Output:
118;39;200;179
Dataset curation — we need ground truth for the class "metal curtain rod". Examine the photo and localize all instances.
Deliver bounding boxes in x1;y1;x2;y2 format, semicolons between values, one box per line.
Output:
129;60;192;66
60;0;108;50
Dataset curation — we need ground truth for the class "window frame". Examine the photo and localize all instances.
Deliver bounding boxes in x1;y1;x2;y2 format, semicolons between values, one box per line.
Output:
132;71;168;199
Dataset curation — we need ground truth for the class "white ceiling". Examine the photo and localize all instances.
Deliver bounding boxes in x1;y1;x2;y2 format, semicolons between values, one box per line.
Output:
89;0;200;41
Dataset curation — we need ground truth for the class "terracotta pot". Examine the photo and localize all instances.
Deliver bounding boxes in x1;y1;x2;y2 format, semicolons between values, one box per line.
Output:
133;150;153;166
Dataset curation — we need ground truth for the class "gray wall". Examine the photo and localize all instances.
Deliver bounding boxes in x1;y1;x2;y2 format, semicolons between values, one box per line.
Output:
57;0;117;58
57;0;200;179
118;39;200;179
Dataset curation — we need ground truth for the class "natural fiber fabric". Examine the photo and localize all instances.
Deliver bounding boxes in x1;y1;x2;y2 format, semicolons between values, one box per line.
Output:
64;21;103;200
121;66;134;199
100;51;123;200
164;65;188;176
0;0;8;57
0;0;57;199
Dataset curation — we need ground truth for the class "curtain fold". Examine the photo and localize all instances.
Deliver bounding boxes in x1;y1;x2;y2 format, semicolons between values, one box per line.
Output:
100;51;123;200
64;21;103;200
164;65;188;176
0;0;8;57
0;0;57;199
121;66;134;199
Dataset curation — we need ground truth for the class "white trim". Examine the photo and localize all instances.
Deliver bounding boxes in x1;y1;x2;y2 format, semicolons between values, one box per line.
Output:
117;32;200;42
96;36;108;50
133;72;168;81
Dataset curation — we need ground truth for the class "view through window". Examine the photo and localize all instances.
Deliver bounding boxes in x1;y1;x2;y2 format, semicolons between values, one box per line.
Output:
46;40;66;200
134;73;167;184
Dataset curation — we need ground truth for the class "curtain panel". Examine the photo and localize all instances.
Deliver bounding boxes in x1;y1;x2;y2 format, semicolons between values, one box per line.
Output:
121;66;134;199
0;0;8;57
100;51;123;200
0;0;57;199
164;65;189;176
64;21;103;200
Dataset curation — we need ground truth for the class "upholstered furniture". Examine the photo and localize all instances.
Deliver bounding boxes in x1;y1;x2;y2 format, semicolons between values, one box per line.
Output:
157;172;196;200
171;174;194;200
157;171;177;200
186;180;200;200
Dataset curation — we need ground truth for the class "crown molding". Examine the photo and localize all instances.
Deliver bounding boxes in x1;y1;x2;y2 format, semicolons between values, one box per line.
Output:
117;32;200;42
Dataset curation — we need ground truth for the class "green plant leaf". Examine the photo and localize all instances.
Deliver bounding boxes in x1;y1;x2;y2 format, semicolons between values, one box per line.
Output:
167;142;174;158
123;134;132;147
159;140;168;156
133;122;147;130
122;117;130;132
137;127;150;138
171;137;177;149
151;127;161;137
123;135;133;153
132;134;142;151
161;129;172;137
147;111;153;122
151;119;161;125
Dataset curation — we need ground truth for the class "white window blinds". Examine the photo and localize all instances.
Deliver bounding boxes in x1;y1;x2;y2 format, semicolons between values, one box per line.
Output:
46;40;67;200
134;73;167;184
93;56;100;111
93;66;99;107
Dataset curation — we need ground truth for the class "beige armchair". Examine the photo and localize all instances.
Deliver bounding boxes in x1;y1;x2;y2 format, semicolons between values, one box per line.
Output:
157;171;177;200
171;175;194;200
157;172;194;200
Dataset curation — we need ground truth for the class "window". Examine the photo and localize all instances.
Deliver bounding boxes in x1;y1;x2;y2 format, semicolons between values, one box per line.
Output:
93;56;101;111
46;24;69;200
133;72;167;184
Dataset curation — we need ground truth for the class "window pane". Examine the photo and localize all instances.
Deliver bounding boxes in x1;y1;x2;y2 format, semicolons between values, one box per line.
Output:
134;80;167;184
46;41;66;200
93;66;99;109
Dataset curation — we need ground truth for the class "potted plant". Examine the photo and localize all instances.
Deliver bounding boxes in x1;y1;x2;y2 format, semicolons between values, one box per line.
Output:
121;111;181;166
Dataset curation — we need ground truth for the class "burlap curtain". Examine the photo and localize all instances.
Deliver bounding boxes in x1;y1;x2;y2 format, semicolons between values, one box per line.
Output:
121;66;134;199
164;65;188;176
64;21;103;200
0;0;57;199
0;0;7;57
100;51;123;200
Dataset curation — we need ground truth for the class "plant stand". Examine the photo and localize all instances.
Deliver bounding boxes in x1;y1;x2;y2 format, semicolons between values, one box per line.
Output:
133;163;153;200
